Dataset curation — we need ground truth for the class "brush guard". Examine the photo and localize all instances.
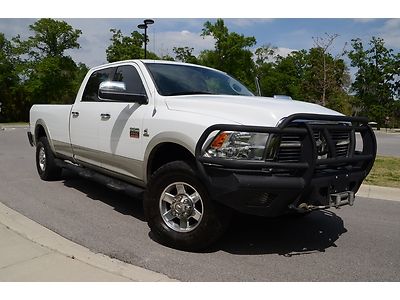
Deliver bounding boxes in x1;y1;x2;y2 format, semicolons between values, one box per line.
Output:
195;113;377;216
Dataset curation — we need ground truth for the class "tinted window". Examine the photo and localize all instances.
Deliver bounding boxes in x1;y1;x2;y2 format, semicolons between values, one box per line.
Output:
82;67;115;102
145;63;253;97
114;65;146;95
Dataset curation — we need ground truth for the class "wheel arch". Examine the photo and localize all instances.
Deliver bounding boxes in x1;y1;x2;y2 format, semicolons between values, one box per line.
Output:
144;133;197;184
34;119;56;153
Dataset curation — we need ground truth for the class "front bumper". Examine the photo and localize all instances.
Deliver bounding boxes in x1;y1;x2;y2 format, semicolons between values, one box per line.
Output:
195;113;377;217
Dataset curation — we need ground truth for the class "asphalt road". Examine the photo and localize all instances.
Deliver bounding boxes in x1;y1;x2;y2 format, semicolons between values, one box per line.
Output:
1;128;399;281
362;130;400;157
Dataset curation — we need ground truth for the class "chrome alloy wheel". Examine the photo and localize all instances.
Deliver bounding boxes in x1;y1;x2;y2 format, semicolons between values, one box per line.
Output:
38;146;46;171
159;182;204;233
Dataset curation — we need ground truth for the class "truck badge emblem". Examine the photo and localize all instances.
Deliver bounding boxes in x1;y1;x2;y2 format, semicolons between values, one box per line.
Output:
130;128;140;139
316;135;328;156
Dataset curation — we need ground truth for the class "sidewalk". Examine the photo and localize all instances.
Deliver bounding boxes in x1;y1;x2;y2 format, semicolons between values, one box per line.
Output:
0;202;176;282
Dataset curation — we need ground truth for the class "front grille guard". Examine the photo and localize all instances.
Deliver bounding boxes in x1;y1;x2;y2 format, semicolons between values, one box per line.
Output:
195;113;377;181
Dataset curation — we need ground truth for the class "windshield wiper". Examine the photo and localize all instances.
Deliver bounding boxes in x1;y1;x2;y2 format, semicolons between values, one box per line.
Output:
165;91;215;96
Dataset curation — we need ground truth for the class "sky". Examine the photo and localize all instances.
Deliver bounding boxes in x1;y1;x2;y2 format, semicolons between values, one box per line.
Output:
0;18;399;69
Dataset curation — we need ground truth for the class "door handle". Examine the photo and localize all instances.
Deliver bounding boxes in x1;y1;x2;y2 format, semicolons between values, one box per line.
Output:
71;111;79;117
100;113;111;119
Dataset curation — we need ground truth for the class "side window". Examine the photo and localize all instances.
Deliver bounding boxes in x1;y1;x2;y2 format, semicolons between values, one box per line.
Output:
114;65;146;96
82;67;115;102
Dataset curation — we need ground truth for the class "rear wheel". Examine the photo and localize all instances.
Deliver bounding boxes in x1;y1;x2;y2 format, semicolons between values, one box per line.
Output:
144;161;231;251
36;137;62;181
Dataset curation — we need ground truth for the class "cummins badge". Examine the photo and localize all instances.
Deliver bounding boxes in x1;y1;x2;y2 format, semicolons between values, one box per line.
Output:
130;128;140;139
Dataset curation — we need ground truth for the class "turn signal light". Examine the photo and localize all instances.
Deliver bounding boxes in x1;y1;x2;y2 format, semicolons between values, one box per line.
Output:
211;132;230;149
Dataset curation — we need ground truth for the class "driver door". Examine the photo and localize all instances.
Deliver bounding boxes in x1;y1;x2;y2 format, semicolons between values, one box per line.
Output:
97;64;150;181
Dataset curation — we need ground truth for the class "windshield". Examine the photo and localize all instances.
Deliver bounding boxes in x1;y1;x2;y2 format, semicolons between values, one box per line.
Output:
145;63;254;97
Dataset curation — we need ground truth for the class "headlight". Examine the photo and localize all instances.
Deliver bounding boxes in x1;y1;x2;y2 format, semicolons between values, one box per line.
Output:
204;131;269;160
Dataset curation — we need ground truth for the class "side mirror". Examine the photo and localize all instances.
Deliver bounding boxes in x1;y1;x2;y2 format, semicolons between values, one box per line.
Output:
98;81;148;104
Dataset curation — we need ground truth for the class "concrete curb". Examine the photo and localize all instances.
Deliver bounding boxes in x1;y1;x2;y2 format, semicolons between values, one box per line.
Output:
0;202;177;282
358;184;400;202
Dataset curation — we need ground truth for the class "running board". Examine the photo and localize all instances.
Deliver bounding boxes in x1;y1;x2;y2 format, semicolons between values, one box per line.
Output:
55;159;145;198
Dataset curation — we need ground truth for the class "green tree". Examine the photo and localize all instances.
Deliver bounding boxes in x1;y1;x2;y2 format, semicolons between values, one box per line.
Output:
10;19;85;120
302;47;350;105
199;19;257;89
348;37;400;124
160;54;175;61
311;33;343;106
106;29;158;62
72;62;90;96
255;47;352;114
257;50;307;99
391;100;400;127
254;44;277;66
25;56;84;105
0;33;21;122
15;18;81;59
173;46;197;64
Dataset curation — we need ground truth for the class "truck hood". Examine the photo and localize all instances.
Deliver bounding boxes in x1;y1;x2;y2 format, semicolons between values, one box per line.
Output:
165;95;342;126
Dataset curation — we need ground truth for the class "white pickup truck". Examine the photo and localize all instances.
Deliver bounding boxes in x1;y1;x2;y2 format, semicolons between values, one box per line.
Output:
28;60;376;250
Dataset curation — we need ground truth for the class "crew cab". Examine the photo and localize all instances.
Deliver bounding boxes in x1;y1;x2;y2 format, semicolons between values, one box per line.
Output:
28;60;376;250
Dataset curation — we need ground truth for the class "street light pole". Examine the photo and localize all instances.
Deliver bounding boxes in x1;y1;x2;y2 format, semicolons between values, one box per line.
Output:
137;19;154;59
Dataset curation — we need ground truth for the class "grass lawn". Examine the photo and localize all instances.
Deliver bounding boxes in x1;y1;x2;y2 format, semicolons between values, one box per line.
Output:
365;156;400;188
0;122;28;126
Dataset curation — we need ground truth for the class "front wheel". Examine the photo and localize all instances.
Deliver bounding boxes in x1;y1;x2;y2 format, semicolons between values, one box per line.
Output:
144;161;231;251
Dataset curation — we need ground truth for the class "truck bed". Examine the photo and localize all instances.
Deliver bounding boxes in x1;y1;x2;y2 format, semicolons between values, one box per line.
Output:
29;104;73;155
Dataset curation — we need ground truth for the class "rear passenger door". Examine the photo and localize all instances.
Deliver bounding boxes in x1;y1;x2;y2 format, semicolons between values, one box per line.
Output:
70;67;116;167
98;64;150;181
